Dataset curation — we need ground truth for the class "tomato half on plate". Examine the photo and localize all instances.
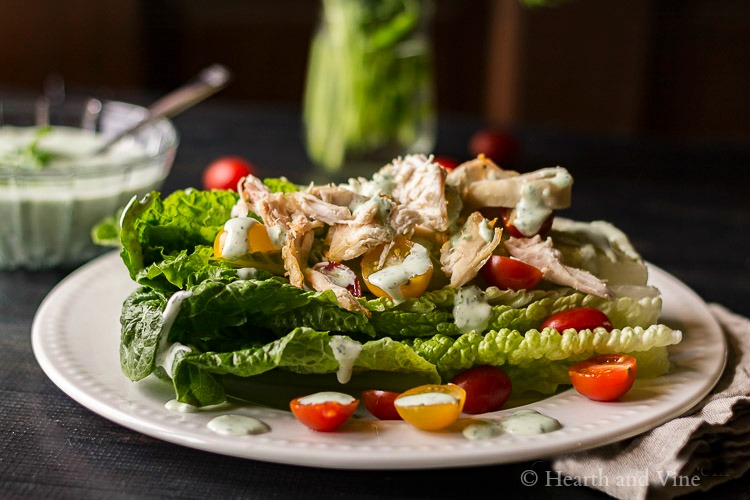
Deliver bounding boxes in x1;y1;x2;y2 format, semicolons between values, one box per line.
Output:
568;354;637;402
362;390;402;420
394;384;466;430
290;392;359;432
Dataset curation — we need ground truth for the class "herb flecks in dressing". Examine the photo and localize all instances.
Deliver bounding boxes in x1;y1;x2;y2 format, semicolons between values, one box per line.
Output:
329;336;362;384
207;415;270;436
500;410;561;435
367;242;432;304
297;392;356;406
453;286;492;334
463;420;504;441
221;217;259;260
395;392;458;408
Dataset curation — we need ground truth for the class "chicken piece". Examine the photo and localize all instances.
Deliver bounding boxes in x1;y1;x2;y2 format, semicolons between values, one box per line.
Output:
440;212;502;288
380;155;449;233
446;157;572;222
388;203;422;238
282;221;316;288
304;268;370;316
326;197;395;262
504;235;614;299
445;155;517;197
288;191;352;225
306;184;361;208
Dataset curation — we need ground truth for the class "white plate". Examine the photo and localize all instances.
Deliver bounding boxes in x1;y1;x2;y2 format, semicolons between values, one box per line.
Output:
32;251;726;469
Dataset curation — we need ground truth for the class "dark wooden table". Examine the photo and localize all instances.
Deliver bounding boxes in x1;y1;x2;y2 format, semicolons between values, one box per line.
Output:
2;101;748;498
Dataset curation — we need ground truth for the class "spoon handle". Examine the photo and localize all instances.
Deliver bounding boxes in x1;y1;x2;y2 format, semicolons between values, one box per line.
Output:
94;64;232;154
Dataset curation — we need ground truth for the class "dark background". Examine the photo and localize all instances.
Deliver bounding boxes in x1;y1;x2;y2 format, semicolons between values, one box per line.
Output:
2;0;748;143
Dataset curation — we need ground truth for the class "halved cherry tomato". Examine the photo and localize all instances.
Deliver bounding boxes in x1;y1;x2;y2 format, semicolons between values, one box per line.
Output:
202;156;255;191
360;237;433;301
290;392;359;432
501;207;554;238
469;129;520;166
213;219;276;264
394;384;466;430
541;307;613;332
313;261;362;297
433;155;460;171
450;365;512;414
480;255;543;291
569;354;637;401
362;390;402;420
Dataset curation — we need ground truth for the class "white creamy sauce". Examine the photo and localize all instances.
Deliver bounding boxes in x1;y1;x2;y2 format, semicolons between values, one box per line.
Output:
512;168;573;237
160;343;192;378
512;183;553;236
0;126;163;269
266;224;287;249
0;125;146;168
463;410;562;440
164;399;199;413
453;286;492;334
207;415;270;436
155;290;193;377
394;392;458;408
346;171;395;198
463;420;504;441
329;336;363;384
297;391;356;406
500;410;561;435
367;242;432;303
236;267;259;280
319;264;356;290
478;218;495;243
230;200;249;218
221;217;259;260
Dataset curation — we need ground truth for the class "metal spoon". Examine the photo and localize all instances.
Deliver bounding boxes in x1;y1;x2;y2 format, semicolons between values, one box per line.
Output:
90;64;232;155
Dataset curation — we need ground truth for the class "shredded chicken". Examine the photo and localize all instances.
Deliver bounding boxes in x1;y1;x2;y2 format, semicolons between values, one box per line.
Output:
306;183;360;208
282;225;315;288
440;212;502;287
445;155;517;196
504;235;614;299
326;198;395;262
304;268;370;316
447;156;572;213
381;155;449;233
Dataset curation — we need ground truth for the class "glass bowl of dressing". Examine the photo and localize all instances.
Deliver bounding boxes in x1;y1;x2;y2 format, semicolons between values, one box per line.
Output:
0;97;178;270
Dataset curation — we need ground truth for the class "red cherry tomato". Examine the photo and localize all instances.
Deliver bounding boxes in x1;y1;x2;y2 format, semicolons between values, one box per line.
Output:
450;365;512;414
469;129;520;166
569;354;637;401
202;156;255;191
361;390;402;420
289;392;359;432
541;307;613;332
433;155;460;171
480;255;543;291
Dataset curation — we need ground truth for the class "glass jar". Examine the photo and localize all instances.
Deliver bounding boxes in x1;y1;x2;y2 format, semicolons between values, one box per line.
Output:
303;0;436;175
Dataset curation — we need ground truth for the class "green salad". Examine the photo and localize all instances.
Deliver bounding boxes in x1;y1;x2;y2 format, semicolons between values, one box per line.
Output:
103;154;681;408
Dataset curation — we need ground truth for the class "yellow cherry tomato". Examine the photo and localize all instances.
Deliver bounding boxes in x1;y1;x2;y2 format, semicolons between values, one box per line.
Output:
360;237;433;301
213;219;276;264
394;384;466;431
